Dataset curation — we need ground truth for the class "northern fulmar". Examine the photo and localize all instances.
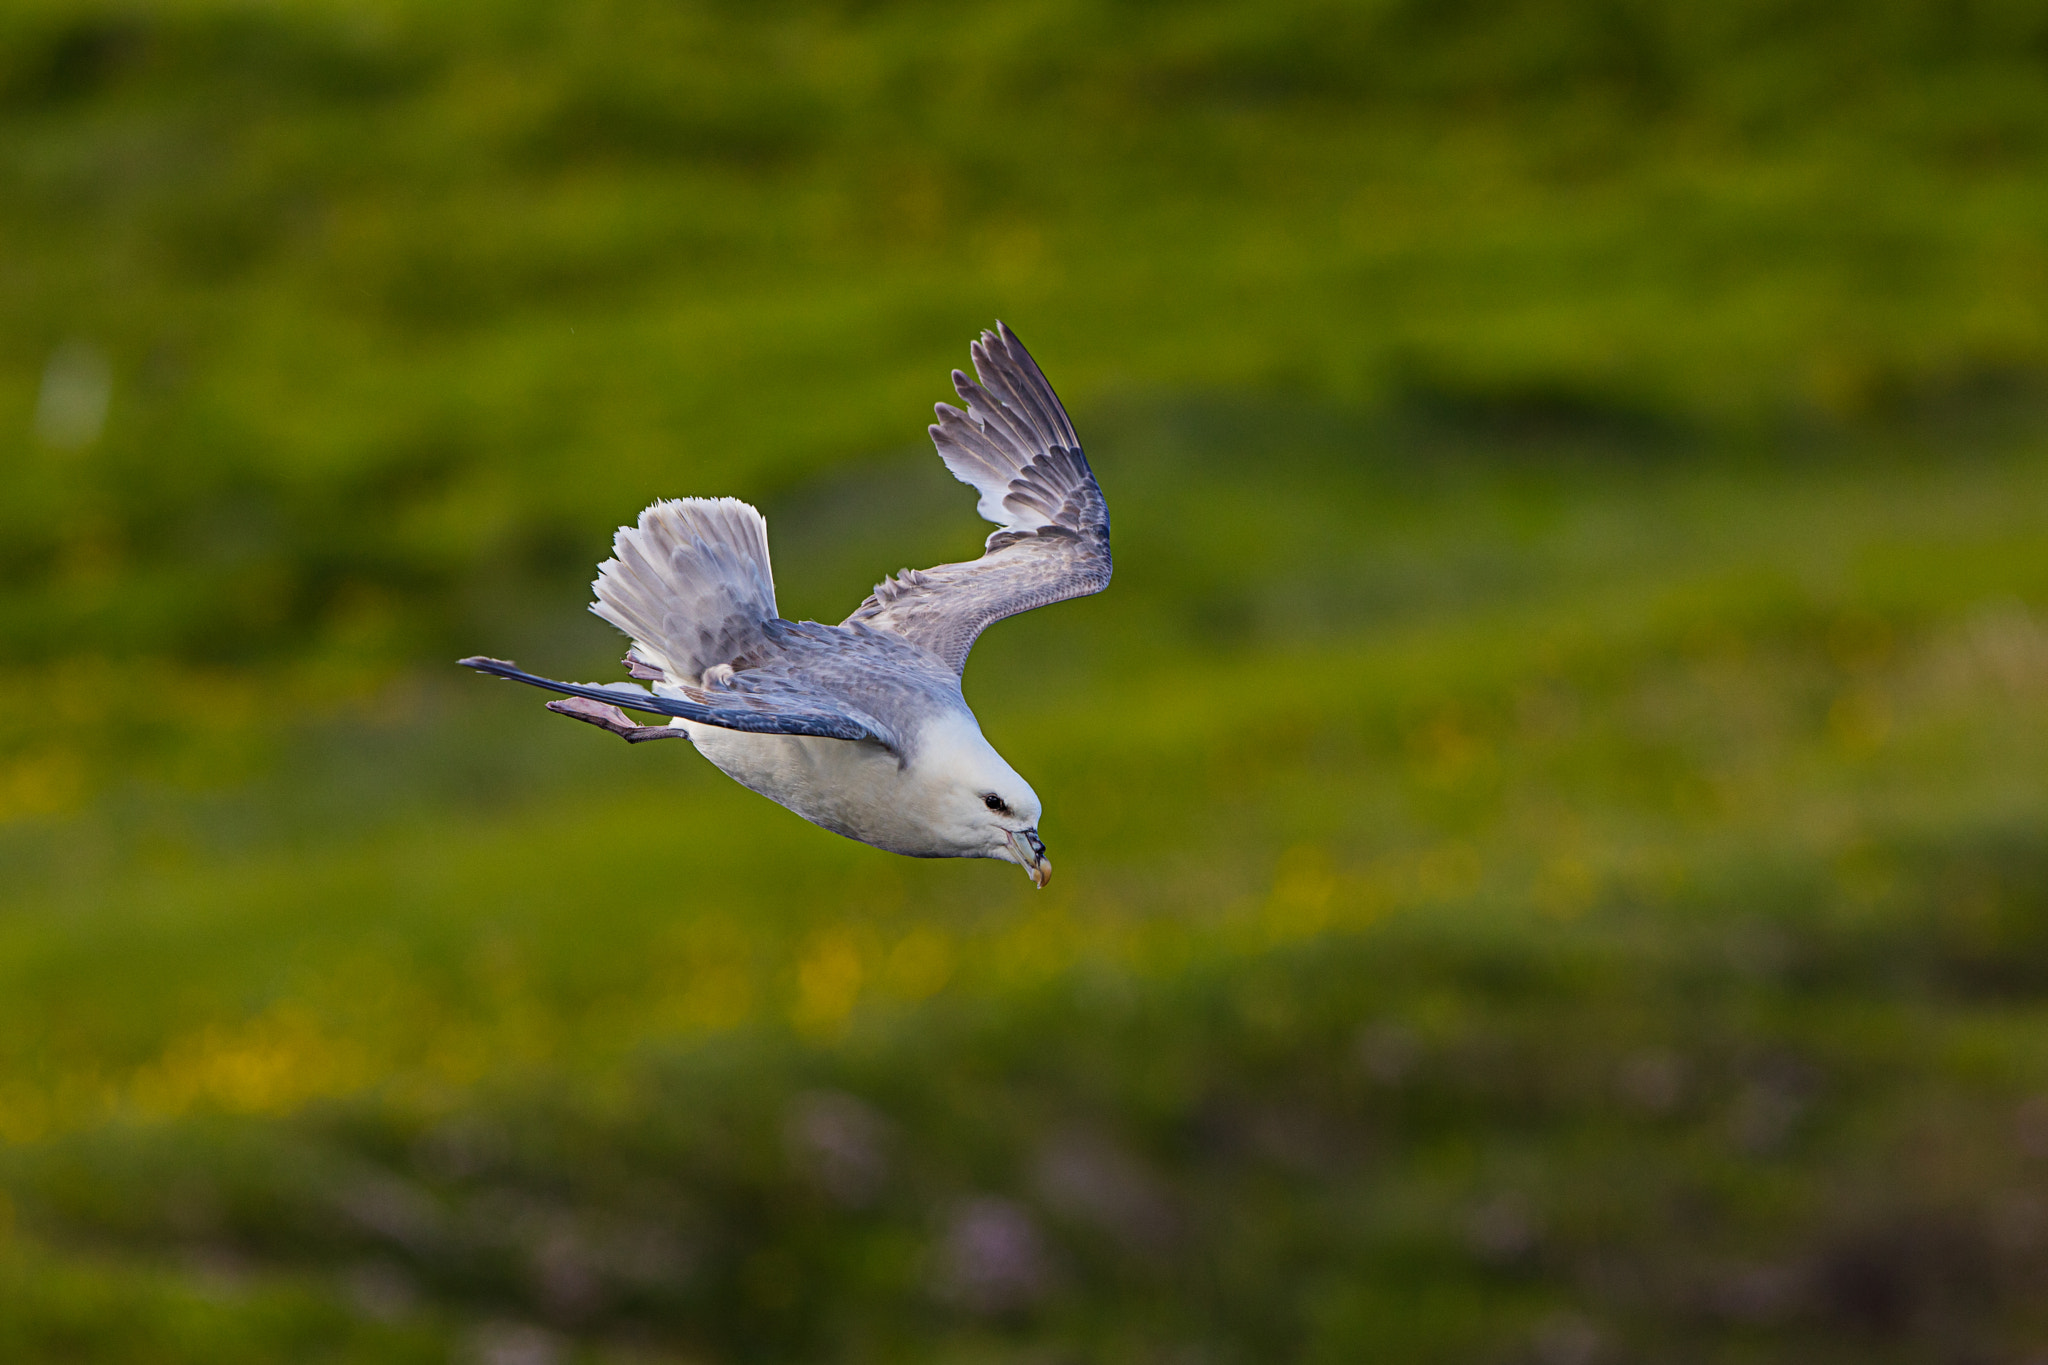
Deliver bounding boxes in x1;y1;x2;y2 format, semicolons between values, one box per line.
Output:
460;324;1109;887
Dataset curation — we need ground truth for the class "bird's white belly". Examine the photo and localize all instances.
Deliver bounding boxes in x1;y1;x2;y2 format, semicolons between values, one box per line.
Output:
684;724;948;856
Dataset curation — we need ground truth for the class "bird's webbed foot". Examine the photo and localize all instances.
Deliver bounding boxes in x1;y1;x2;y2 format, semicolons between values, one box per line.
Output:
623;649;667;681
545;697;684;743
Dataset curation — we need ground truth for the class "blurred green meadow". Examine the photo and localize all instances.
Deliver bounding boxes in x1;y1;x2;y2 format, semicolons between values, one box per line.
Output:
5;1;2048;1361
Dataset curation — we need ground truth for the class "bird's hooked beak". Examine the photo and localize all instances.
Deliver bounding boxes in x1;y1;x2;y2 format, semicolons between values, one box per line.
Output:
1006;828;1052;889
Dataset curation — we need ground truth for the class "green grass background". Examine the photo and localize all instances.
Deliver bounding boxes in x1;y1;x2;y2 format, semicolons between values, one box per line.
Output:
4;1;2048;1360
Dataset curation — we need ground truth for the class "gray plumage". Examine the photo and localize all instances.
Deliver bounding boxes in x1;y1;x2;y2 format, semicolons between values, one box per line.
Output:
592;496;779;682
848;325;1111;673
460;323;1107;883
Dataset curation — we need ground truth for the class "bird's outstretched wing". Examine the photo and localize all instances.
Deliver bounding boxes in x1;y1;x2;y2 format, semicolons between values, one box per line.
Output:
458;655;895;746
592;497;780;683
844;323;1110;674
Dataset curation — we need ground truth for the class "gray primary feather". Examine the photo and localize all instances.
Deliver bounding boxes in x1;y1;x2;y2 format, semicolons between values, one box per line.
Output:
462;614;968;754
846;322;1111;674
458;651;890;743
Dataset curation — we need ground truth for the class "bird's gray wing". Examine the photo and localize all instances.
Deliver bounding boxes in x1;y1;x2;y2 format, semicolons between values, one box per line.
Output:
844;322;1111;674
458;655;897;747
590;497;780;683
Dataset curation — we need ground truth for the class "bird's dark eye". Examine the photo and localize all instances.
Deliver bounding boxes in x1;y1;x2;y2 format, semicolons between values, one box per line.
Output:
983;792;1009;812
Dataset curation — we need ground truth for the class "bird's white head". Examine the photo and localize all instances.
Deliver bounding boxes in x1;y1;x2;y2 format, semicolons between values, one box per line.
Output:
917;718;1050;888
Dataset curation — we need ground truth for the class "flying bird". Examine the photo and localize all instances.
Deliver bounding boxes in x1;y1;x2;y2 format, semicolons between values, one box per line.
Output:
460;324;1109;887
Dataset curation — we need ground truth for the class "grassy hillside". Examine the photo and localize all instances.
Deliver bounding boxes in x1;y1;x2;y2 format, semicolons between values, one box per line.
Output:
4;2;2048;1361
6;405;2048;1360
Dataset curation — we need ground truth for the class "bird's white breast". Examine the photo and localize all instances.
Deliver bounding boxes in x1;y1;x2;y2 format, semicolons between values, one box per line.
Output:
684;722;955;856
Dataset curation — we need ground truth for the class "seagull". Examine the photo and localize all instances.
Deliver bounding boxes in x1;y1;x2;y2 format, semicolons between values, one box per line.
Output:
460;324;1109;888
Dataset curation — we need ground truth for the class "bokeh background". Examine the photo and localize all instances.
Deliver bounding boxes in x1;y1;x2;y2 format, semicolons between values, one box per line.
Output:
5;1;2048;1361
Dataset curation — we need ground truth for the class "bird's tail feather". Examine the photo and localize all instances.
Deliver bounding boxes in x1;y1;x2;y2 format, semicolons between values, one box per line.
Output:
591;497;777;683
